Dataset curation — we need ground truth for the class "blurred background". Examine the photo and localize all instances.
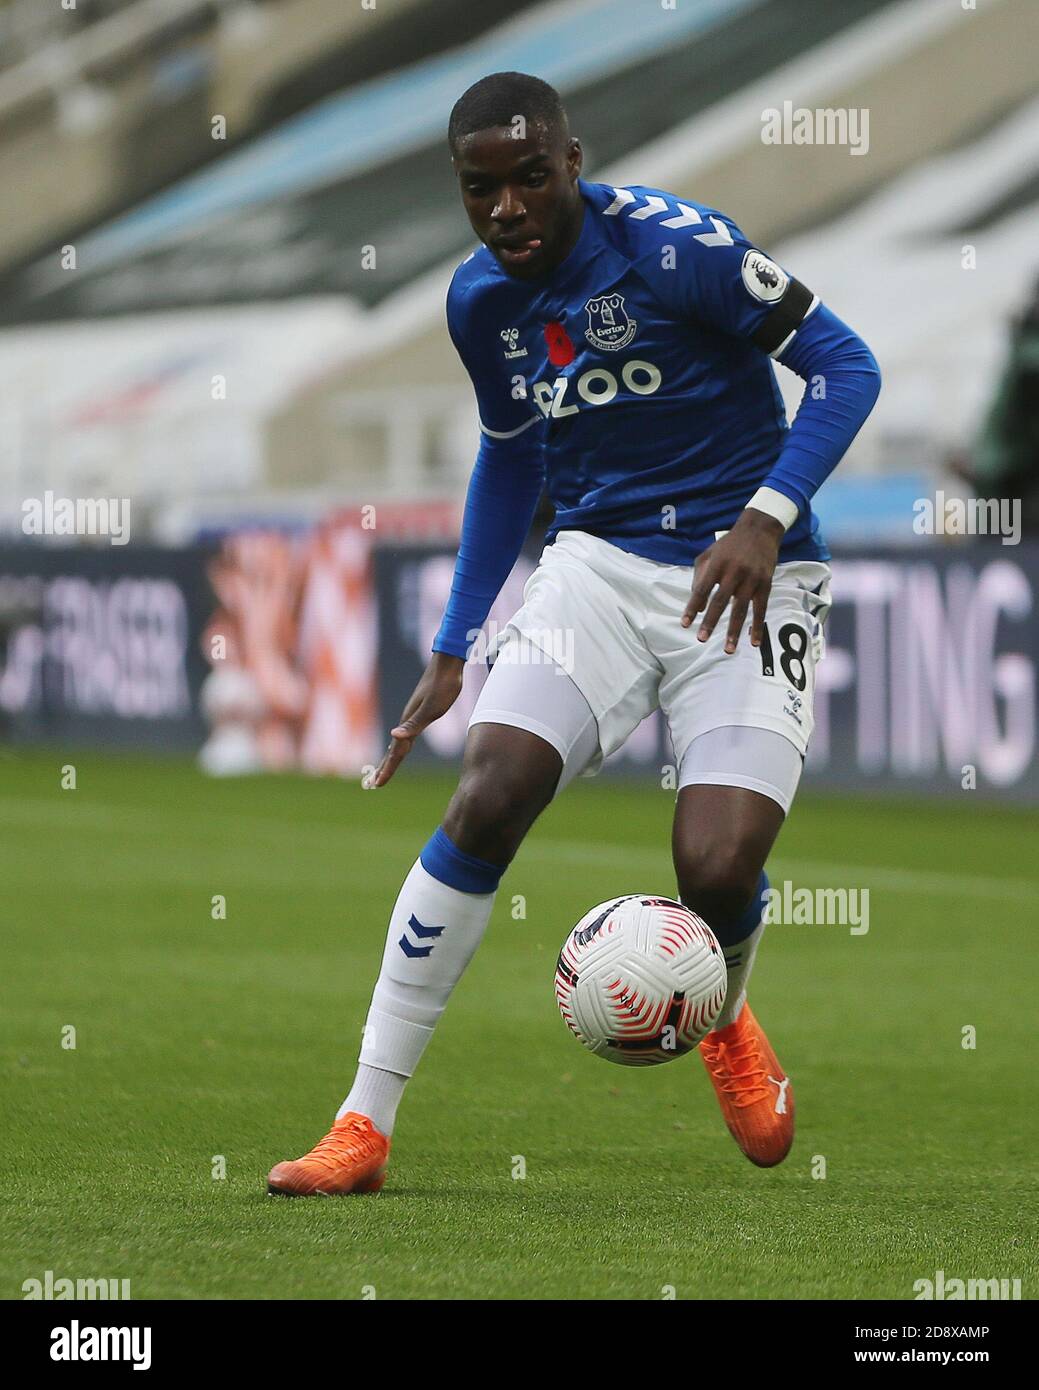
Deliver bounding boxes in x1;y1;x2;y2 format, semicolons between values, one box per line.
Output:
0;0;1036;799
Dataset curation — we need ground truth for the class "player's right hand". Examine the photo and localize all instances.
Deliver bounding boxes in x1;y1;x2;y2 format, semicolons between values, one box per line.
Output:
366;652;465;788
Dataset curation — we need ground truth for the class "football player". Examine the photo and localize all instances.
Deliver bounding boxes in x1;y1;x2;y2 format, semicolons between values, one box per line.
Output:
268;72;880;1196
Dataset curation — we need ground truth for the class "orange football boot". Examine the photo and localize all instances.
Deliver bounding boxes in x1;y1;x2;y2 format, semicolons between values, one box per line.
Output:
267;1112;390;1196
699;1003;794;1168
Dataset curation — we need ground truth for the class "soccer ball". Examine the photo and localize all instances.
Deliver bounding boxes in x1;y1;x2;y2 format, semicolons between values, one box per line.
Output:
555;895;726;1066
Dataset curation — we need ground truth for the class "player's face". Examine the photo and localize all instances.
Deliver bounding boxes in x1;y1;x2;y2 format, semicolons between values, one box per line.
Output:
452;123;583;280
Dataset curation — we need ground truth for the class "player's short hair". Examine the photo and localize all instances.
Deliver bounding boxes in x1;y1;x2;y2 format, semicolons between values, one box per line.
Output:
448;72;568;154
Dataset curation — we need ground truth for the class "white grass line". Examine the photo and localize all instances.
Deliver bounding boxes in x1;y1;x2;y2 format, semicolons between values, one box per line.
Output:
3;799;1034;903
769;860;1037;903
524;842;1037;903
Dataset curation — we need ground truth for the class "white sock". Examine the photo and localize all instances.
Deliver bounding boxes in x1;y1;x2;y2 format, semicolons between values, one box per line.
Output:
713;920;765;1030
337;857;496;1136
337;1064;407;1137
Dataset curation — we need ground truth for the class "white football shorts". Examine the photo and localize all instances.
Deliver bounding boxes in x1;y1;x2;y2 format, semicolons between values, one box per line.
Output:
469;529;832;813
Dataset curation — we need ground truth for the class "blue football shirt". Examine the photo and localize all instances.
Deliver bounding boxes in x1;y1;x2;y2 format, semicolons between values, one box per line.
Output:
446;176;839;564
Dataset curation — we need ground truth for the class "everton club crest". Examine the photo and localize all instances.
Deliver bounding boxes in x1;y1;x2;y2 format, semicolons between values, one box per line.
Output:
584;293;637;351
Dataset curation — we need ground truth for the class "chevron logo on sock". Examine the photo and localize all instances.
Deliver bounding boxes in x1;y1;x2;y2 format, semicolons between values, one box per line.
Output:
398;913;445;959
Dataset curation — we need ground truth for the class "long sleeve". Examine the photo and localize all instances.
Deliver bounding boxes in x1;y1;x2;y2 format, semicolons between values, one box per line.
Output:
434;265;545;658
638;203;882;515
432;432;545;659
765;302;882;512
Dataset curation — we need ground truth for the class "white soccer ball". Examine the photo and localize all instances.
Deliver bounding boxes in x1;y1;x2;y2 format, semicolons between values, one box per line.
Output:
555;895;726;1066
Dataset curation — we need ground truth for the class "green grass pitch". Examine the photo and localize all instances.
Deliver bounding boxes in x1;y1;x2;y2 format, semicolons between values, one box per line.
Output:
2;747;1035;1300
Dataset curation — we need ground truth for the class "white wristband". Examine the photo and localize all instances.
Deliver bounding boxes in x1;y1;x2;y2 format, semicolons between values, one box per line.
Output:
745;486;800;531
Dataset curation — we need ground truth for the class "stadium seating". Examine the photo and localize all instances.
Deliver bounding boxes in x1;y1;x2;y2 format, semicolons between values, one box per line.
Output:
0;0;1036;541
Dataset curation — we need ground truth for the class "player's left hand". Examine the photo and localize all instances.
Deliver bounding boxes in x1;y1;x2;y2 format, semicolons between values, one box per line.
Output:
681;507;784;653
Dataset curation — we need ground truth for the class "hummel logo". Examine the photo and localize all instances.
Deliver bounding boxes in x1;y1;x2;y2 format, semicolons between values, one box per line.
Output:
768;1074;790;1114
398;913;445;959
500;327;527;360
